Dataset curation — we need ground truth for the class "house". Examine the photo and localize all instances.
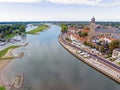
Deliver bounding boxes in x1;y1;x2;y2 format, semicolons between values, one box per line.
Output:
112;48;120;58
68;27;77;33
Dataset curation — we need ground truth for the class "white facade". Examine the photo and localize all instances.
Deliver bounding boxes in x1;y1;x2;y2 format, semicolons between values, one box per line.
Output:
112;48;120;58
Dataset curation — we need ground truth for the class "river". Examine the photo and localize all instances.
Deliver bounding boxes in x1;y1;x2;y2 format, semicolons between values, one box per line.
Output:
1;25;120;90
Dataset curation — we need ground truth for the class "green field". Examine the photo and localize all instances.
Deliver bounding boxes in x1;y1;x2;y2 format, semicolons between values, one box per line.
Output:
0;86;6;90
26;25;48;34
0;45;20;59
5;34;16;39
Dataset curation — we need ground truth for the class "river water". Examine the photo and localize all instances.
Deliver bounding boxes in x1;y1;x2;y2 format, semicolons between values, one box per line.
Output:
1;25;120;90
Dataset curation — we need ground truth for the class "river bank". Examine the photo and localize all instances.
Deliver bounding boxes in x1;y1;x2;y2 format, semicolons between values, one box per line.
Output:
0;43;29;89
26;25;49;34
58;35;120;83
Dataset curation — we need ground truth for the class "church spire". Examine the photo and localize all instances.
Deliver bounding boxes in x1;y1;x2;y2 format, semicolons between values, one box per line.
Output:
91;16;95;23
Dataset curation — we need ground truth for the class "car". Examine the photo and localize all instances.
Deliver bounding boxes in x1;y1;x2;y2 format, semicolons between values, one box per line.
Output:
76;50;82;54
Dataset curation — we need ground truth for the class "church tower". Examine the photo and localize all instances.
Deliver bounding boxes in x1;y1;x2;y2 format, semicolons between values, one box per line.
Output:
88;17;96;42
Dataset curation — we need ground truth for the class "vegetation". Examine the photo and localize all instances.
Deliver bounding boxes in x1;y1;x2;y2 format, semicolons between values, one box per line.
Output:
109;58;116;61
0;24;26;39
109;40;120;52
83;41;93;48
0;86;6;90
116;62;120;66
78;31;88;38
61;24;68;33
26;25;48;34
5;34;16;39
105;54;112;58
0;45;20;58
65;38;71;42
99;46;105;52
84;41;106;53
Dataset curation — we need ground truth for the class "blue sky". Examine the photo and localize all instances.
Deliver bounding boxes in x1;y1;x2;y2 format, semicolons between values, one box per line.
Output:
0;0;120;21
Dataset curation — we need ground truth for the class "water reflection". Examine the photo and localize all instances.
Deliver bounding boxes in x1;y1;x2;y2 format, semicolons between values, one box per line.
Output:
1;25;120;90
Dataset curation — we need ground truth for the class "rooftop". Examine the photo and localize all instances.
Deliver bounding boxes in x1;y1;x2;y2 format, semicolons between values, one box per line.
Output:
96;28;120;33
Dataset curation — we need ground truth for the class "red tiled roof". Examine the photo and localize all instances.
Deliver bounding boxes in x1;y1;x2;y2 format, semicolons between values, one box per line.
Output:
69;27;77;31
72;34;88;42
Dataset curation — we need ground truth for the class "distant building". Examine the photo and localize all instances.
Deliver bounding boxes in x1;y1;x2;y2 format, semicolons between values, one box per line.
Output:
88;16;96;42
112;48;120;58
88;17;120;43
68;27;77;33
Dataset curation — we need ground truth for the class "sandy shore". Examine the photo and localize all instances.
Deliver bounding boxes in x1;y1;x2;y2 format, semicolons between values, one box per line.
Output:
0;49;14;88
0;43;29;89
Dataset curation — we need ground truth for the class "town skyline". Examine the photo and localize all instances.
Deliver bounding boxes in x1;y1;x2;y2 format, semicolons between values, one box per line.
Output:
0;0;120;21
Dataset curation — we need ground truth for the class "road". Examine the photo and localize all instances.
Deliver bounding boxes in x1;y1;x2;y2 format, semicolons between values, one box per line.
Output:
60;33;120;72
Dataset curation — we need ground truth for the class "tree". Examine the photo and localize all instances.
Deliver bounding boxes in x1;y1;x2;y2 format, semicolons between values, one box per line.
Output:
109;40;120;51
99;46;105;52
19;25;25;32
95;45;99;50
83;41;87;45
82;32;88;38
61;24;68;33
78;31;88;38
78;31;82;37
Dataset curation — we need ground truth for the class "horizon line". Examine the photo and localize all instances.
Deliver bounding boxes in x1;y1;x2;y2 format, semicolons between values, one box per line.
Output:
0;20;120;22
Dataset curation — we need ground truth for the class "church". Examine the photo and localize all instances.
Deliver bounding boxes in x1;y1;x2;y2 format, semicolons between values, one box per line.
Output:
88;17;120;42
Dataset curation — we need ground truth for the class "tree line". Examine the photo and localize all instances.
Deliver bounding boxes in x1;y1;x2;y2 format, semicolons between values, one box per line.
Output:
84;40;120;54
0;24;25;38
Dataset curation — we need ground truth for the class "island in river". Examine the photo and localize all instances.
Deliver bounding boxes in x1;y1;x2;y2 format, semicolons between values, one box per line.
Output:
26;25;49;34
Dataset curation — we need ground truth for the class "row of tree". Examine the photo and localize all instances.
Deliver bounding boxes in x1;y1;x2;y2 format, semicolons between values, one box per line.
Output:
0;24;25;38
83;40;120;54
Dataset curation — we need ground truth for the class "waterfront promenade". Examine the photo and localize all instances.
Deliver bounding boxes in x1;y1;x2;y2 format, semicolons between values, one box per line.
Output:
59;33;120;83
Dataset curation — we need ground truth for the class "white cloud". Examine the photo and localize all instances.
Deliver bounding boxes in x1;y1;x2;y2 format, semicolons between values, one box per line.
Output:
45;0;102;6
45;0;120;6
0;0;39;3
0;0;120;6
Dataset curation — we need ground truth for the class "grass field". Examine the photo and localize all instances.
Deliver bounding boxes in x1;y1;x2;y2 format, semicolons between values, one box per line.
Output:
0;45;20;58
26;25;48;34
0;86;6;90
5;34;16;39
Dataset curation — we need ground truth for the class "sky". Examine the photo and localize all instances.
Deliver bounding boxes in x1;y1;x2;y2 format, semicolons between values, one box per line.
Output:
0;0;120;21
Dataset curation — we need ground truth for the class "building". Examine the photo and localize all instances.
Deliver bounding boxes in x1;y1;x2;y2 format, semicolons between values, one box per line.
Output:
88;17;96;42
112;48;120;59
68;27;77;33
88;17;120;43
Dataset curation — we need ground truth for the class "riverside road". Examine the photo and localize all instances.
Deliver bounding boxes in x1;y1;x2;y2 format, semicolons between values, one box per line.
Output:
60;33;120;72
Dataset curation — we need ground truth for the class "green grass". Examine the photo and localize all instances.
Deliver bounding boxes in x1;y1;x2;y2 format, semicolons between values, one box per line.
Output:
26;25;48;34
0;45;20;58
5;34;16;39
0;86;6;90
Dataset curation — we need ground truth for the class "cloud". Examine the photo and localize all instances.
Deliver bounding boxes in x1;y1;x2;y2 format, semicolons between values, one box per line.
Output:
0;0;120;6
45;0;120;6
0;0;39;3
45;0;102;6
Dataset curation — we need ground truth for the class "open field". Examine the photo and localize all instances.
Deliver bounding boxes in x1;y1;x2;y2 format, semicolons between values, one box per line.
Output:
26;25;48;34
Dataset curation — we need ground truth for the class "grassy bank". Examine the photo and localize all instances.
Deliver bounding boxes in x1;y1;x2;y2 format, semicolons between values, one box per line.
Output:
6;34;16;39
0;86;6;90
0;45;20;59
26;25;48;34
